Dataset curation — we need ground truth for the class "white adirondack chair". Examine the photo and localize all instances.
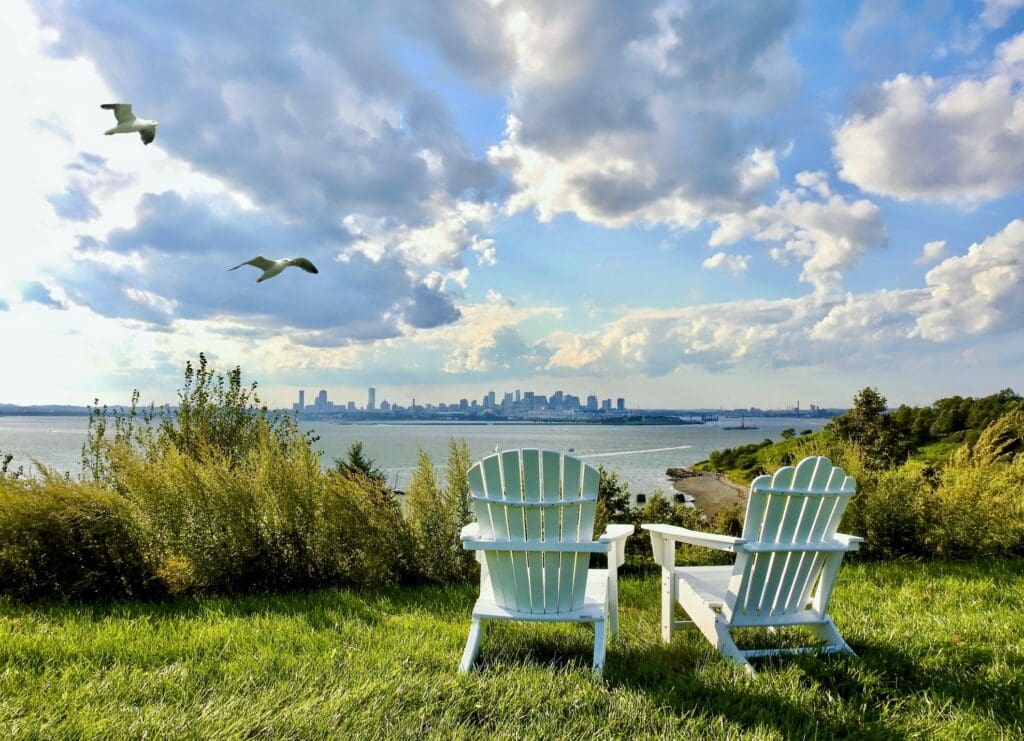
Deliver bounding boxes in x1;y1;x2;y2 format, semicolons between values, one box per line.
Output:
459;449;634;674
643;456;861;675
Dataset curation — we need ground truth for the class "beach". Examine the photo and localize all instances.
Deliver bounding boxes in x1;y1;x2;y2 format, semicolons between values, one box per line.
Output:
667;467;747;517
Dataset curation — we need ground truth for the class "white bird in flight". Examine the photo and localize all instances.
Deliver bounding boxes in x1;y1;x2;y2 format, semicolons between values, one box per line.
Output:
101;103;159;145
229;256;320;283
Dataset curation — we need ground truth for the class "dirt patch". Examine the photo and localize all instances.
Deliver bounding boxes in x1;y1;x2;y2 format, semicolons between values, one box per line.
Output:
668;468;747;517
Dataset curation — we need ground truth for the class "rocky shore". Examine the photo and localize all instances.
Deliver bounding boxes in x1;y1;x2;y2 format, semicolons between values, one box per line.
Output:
666;467;747;517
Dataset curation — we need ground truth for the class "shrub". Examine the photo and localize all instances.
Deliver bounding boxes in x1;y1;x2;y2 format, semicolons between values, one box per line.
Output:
1;450;24;480
925;456;1024;559
111;422;411;593
843;465;931;559
443;438;476;581
0;474;157;601
81;353;313;485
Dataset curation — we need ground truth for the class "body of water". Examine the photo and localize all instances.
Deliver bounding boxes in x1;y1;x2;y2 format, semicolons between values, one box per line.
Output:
0;415;828;501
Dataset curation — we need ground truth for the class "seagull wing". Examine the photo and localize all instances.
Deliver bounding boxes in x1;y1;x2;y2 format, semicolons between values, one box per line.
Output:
289;258;319;274
139;127;156;145
229;256;276;271
101;103;136;124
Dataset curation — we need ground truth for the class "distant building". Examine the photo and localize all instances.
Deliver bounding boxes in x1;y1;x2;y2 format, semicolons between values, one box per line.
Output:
586;395;598;411
368;386;376;411
347;401;356;411
294;389;305;413
503;391;513;409
380;400;391;413
616;397;625;411
601;398;612;412
459;398;468;411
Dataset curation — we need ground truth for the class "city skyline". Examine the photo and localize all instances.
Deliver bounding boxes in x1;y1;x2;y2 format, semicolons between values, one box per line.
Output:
2;2;1023;409
291;385;828;417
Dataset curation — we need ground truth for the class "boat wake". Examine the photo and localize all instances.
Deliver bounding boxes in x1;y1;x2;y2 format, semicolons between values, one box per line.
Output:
577;445;693;458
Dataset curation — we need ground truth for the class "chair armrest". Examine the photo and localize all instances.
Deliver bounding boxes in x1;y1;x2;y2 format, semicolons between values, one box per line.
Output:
460;523;480;541
599;523;634;568
642;523;746;552
461;539;609;553
833;533;864;551
598;523;634;543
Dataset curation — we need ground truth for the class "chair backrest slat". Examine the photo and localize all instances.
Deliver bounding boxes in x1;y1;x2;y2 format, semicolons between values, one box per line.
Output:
468;449;599;614
519;450;544;612
726;456;856;622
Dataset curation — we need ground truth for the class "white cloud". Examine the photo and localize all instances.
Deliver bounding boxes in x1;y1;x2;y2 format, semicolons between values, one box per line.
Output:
342;198;496;268
701;252;750;275
538;219;1024;376
914;240;947;265
833;33;1024;203
980;0;1024;28
487;0;798;230
709;173;886;292
914;219;1024;340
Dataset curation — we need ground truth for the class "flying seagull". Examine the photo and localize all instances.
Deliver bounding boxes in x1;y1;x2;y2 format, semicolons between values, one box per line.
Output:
101;103;159;145
229;256;319;283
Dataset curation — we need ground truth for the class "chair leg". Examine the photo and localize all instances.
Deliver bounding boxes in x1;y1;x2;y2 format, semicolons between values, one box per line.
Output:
661;562;676;644
608;575;619;639
808;617;855;656
688;608;755;676
593;618;607;674
459;617;486;673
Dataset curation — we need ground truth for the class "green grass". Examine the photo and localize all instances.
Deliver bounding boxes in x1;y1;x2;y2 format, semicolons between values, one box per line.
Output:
2;561;1023;738
913;439;962;465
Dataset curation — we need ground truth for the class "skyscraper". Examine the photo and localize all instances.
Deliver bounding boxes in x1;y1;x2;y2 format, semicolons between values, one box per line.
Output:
295;389;305;412
368;386;376;411
616;397;625;411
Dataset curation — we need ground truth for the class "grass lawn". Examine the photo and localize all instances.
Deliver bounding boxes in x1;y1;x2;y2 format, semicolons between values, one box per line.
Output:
2;560;1023;738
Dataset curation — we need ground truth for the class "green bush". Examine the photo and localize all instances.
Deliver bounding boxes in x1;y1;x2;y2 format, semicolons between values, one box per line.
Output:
843;465;931;559
110;422;412;593
925;456;1024;559
404;441;477;585
0;474;157;601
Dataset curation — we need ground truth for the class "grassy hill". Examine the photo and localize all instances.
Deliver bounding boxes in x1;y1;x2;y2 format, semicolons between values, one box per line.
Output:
695;387;1024;485
1;561;1021;737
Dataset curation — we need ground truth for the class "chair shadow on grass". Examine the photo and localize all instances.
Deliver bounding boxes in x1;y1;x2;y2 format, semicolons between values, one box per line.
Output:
603;629;1024;737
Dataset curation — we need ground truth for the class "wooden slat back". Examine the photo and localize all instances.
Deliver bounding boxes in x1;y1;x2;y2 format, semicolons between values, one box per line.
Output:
727;456;857;621
467;449;599;614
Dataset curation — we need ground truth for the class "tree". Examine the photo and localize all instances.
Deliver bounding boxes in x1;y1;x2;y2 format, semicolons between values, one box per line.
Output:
595;465;632;539
404;448;450;583
444;438;476;580
828;387;913;470
334;441;386;484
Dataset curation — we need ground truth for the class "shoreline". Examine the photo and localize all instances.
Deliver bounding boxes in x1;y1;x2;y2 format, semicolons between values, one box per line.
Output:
667;467;747;517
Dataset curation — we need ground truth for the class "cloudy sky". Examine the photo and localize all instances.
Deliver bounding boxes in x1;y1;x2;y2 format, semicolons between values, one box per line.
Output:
2;0;1023;409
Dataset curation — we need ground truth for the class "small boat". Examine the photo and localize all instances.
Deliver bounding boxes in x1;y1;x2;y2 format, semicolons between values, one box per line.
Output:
722;416;758;430
568;447;575;452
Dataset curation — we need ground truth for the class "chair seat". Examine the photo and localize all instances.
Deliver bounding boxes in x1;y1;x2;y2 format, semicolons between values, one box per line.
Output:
675;565;734;610
473;569;608;622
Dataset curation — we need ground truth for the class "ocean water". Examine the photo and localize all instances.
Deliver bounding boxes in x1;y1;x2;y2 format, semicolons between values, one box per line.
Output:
0;415;828;497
